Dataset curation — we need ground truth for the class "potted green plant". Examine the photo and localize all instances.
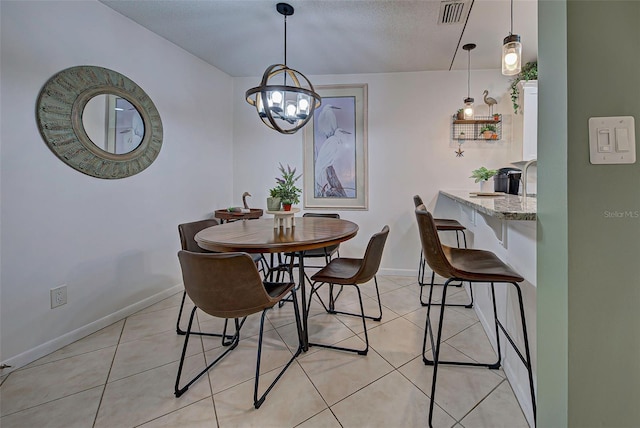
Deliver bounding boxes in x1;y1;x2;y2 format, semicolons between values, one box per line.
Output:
471;166;498;192
269;163;302;211
456;108;465;120
510;61;538;114
266;188;281;211
480;124;497;139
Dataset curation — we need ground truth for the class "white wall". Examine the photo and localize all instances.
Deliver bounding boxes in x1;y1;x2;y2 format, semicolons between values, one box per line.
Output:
233;70;513;271
0;1;234;365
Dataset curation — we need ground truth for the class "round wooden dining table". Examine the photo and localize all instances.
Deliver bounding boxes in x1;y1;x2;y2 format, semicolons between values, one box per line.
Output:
195;217;359;351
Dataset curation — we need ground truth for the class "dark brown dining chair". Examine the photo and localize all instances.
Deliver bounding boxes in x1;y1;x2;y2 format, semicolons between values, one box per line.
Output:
415;205;535;427
413;195;472;308
307;226;389;355
177;219;266;337
175;251;302;408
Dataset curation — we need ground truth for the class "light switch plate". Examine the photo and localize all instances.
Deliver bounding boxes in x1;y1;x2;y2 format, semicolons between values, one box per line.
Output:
588;116;636;164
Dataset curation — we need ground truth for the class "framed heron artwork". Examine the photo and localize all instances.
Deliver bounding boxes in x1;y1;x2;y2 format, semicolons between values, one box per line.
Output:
303;84;368;210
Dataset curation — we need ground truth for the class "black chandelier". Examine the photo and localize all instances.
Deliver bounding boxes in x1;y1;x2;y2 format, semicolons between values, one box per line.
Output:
245;3;321;135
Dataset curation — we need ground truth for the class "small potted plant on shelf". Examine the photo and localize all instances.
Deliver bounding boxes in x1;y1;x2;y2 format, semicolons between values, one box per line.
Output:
456;108;465;120
470;166;498;192
480;124;497;139
269;163;302;211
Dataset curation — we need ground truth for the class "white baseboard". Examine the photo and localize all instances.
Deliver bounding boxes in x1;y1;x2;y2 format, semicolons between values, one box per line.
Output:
1;284;183;374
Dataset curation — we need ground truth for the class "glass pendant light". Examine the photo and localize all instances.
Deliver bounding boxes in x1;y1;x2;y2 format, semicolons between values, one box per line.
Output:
502;0;522;76
462;43;476;120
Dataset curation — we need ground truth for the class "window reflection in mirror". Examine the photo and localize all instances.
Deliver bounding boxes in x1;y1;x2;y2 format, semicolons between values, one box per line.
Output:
82;95;145;154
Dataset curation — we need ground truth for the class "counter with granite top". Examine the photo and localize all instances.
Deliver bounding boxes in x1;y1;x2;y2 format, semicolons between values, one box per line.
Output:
440;190;536;221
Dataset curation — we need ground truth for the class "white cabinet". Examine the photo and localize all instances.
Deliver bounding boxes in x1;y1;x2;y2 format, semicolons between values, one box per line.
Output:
509;80;538;162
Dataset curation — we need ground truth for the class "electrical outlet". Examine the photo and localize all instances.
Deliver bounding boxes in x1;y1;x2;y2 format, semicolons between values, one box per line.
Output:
50;285;67;309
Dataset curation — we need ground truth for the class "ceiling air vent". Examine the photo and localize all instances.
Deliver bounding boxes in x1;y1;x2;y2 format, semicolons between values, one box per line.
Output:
438;0;470;25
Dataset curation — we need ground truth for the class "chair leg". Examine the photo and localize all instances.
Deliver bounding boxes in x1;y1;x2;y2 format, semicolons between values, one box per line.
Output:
423;279;500;369
176;291;237;343
418;250;426;286
175;308;240;397
308;282;369;355
426;277;450;428
254;287;303;408
318;277;382;322
511;282;537;425
420;272;474;309
328;284;345;311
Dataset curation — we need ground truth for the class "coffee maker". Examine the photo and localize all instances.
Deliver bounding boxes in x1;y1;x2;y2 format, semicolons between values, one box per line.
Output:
494;167;522;195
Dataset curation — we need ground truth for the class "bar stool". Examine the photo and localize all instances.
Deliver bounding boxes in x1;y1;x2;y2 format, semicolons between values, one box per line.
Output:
413;195;473;308
415;205;536;427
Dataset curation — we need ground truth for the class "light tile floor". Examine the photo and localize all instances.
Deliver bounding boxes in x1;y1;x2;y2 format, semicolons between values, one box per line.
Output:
0;275;530;427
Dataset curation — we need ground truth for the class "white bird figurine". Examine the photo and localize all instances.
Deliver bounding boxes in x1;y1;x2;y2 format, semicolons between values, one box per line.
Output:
483;90;498;116
242;191;251;209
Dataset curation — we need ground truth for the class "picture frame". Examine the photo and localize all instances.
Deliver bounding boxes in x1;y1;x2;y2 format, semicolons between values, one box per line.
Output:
303;84;368;210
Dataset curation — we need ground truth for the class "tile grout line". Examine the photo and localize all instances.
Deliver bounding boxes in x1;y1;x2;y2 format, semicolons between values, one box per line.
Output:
131;326;214;427
393;355;459;425
455;378;508;426
201;312;224;428
91;318;126;428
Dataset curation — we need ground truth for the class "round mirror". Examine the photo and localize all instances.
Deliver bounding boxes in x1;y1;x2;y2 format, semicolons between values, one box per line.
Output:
36;66;163;179
82;95;145;155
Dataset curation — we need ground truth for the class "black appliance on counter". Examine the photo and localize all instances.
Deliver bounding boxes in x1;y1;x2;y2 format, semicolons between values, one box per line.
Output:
494;167;522;195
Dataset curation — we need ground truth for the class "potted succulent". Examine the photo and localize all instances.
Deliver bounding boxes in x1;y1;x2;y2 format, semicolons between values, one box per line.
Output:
480;124;497;139
269;163;302;211
470;166;498;192
456;108;465;120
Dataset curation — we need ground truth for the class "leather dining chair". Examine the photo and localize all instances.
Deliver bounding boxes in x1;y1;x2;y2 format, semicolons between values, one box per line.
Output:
307;226;389;355
175;251;302;409
177;220;266;338
413;195;473;308
415;205;535;427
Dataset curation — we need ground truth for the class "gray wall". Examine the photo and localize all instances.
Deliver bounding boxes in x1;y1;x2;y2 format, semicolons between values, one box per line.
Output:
539;1;640;426
567;1;640;425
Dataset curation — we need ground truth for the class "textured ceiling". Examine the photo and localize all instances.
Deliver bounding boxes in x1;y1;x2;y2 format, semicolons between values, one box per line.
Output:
100;0;537;77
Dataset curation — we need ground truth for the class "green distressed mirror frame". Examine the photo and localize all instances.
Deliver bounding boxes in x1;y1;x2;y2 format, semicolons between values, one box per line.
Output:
36;66;163;179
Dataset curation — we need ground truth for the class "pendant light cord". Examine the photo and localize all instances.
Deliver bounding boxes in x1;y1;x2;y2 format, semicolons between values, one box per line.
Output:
467;49;470;98
510;0;513;35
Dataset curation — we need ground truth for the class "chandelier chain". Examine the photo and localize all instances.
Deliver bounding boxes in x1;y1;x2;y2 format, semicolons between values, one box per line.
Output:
284;15;287;66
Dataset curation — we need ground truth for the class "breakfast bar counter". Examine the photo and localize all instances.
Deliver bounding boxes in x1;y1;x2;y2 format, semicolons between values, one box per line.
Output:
439;190;536;221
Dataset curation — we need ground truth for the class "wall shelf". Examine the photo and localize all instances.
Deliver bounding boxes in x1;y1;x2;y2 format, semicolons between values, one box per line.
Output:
451;115;502;141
